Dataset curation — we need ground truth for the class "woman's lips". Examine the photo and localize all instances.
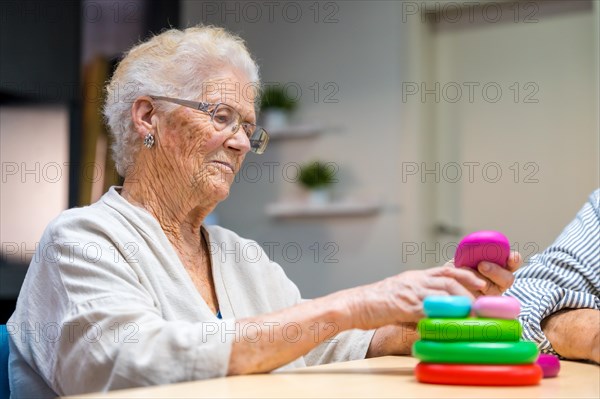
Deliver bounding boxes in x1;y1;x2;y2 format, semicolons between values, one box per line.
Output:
210;160;234;173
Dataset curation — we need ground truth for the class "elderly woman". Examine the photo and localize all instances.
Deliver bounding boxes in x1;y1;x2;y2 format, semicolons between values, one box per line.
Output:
8;26;521;397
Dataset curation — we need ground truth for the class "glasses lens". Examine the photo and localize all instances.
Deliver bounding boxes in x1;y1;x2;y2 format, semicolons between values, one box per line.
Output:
212;104;238;132
249;128;269;154
212;103;269;154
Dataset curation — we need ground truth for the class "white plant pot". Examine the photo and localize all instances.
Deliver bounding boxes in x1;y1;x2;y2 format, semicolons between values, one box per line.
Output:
308;188;330;205
263;109;289;130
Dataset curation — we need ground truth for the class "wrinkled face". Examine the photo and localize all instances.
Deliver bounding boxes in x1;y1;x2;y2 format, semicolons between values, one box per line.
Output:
154;69;256;203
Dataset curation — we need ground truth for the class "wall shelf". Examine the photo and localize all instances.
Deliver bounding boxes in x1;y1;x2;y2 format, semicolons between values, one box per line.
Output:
266;200;381;218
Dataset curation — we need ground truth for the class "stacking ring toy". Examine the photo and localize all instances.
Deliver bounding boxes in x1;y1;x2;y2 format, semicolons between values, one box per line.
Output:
423;296;471;318
536;353;560;378
418;318;522;342
455;231;510;269
415;362;543;386
412;340;539;364
473;296;521;319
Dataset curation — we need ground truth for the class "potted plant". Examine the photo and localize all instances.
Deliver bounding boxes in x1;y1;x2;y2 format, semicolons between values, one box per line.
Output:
260;86;297;129
298;161;336;205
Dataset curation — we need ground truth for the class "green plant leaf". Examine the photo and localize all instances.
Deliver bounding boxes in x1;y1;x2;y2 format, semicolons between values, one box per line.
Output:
260;86;297;112
298;161;336;189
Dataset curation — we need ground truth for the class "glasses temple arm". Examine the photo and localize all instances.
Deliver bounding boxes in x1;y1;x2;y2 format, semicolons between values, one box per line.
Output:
150;96;211;112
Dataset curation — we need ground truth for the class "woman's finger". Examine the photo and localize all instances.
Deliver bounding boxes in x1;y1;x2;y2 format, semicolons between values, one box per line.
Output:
430;267;484;296
477;261;515;293
463;268;495;296
506;251;523;273
437;277;476;300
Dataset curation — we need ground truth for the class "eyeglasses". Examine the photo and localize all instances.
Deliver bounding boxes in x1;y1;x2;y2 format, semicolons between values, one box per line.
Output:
150;96;269;154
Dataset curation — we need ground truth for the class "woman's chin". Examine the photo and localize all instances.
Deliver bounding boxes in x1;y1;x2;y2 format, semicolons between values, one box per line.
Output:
192;172;233;199
205;181;231;201
214;187;230;201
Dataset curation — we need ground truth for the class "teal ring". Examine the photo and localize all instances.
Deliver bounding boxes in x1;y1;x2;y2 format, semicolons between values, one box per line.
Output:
424;296;472;318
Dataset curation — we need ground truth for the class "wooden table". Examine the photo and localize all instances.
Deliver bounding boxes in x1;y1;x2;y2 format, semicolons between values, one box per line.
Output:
70;356;599;398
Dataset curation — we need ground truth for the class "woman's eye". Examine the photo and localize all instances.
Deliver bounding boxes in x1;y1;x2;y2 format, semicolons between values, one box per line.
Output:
214;114;229;124
213;106;235;123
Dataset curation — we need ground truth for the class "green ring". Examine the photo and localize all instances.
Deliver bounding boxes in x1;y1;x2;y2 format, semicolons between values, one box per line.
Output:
418;318;522;342
412;340;539;364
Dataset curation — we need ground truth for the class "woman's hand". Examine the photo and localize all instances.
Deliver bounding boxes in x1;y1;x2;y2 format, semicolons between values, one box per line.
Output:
349;266;486;330
350;251;523;330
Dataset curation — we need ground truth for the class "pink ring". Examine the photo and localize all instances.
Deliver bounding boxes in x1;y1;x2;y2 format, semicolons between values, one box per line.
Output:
473;296;520;319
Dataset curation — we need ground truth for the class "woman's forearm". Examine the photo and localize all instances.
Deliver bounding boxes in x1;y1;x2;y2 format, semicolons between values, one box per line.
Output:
227;289;355;375
365;323;418;358
541;308;600;363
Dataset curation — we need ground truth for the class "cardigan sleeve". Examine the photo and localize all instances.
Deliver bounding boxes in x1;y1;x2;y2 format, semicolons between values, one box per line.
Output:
303;328;375;366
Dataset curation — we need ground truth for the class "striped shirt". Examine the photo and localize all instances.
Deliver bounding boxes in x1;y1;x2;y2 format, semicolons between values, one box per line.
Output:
504;189;600;356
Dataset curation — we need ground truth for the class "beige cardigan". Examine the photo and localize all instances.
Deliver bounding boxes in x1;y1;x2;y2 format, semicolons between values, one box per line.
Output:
8;186;374;397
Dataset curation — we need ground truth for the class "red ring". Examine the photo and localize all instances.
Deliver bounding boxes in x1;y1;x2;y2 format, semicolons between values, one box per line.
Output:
415;362;543;386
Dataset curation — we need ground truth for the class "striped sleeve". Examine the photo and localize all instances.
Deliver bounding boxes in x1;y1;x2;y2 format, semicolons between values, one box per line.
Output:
504;189;600;356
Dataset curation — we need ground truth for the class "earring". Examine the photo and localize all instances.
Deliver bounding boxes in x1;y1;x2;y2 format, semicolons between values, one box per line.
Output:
143;132;155;148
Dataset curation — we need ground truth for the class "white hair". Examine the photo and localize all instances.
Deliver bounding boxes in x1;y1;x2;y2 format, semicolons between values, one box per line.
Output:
103;25;260;177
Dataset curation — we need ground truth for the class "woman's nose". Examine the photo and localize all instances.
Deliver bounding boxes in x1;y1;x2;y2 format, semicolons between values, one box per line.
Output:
225;127;251;154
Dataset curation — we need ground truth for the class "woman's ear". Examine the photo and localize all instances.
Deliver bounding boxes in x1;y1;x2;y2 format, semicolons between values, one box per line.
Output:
131;96;155;139
150;114;160;131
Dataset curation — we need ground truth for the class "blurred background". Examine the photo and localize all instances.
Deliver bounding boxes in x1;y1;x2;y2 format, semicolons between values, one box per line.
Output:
1;0;598;322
